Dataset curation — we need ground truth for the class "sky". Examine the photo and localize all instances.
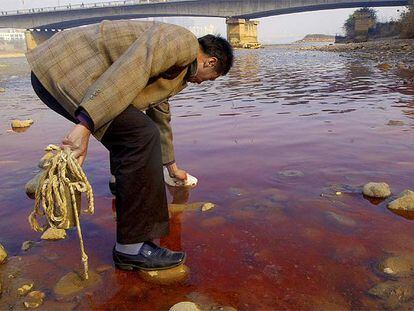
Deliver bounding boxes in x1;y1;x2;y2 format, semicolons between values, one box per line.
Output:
0;0;407;43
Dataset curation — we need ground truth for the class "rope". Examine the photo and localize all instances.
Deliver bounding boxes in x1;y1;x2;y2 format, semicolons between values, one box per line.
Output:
28;144;94;280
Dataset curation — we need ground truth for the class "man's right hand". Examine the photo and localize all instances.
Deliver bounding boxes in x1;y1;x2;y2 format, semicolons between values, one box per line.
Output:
61;123;91;166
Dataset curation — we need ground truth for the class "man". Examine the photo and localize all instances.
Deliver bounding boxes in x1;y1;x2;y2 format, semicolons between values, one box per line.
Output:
27;20;233;271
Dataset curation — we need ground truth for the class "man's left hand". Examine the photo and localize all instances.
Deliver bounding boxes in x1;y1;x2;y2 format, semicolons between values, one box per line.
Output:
166;163;187;181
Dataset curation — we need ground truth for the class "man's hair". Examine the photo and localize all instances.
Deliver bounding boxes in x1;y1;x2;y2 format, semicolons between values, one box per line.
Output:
198;34;234;75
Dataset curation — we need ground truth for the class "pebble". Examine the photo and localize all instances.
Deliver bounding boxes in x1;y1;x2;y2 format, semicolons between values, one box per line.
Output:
169;302;201;311
11;119;34;128
18;283;34;296
41;227;66;240
0;243;7;264
201;203;215;212
362;182;391;198
388;190;414;211
21;241;35;252
23;291;45;309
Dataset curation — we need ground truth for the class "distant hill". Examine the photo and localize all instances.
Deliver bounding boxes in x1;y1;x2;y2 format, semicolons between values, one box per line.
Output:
296;34;335;43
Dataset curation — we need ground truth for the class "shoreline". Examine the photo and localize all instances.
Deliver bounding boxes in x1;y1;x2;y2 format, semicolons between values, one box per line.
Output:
0;52;26;59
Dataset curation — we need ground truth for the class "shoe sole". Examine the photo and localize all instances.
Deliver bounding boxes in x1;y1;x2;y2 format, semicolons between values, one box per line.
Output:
114;254;186;271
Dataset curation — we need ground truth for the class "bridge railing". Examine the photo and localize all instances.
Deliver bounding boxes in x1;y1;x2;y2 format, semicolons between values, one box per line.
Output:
0;0;185;16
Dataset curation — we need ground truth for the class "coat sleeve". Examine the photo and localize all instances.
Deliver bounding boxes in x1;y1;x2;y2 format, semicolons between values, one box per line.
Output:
77;24;198;131
146;100;175;165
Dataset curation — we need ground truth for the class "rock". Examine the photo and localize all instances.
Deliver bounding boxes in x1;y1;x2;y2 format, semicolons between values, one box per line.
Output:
53;271;101;297
0;87;5;93
21;241;35;252
388;190;414;211
17;283;34;296
278;170;304;177
139;264;189;285
25;171;45;199
387;120;405;126
0;243;7;264
377;63;391;71
201;203;215;212
169;202;204;213
362;182;391;198
325;211;356;227
368;280;414;307
10;119;34;128
41;228;66;240
379;255;414;277
23;291;45;309
169;302;201;311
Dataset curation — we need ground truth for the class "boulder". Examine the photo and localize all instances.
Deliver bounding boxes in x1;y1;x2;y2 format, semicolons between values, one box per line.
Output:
388;190;414;211
0;243;7;264
41;228;66;240
362;182;391;198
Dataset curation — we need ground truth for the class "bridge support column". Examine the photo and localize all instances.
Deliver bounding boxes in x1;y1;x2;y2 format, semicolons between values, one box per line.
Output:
226;18;261;49
25;30;56;51
353;12;376;42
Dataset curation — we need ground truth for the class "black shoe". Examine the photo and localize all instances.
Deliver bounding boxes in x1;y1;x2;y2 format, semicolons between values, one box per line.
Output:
113;241;186;271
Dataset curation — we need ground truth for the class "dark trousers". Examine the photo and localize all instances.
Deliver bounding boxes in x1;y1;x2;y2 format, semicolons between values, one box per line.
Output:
31;72;170;244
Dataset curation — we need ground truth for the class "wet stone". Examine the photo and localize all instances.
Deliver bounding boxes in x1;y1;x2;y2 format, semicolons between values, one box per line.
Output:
368;280;414;307
41;228;66;240
17;283;34;296
0;87;5;93
169;202;206;213
379;255;414;278
0;243;7;264
21;241;35;252
25;171;44;200
388;190;414;211
53;271;101;297
23;290;45;309
278;170;304;177
201;203;215;212
139;264;189;285
387;120;405;126
362;182;391;198
11;119;34;128
169;301;201;311
325;211;356;227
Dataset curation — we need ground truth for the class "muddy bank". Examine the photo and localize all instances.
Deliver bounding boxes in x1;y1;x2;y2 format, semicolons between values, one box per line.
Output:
300;39;414;83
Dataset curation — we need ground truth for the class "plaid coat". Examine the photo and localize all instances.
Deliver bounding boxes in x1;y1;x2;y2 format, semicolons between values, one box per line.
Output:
26;20;199;164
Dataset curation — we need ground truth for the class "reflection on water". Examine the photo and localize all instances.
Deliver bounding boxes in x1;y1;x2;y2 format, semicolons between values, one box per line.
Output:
1;45;414;310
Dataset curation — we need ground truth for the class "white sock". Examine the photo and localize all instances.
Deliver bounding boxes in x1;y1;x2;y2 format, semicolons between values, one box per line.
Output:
115;242;144;255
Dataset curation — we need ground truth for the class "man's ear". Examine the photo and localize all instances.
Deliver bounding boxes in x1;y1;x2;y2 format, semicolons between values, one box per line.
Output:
208;57;218;68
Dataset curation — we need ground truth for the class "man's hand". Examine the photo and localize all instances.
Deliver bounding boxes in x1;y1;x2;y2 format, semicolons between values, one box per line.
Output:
61;123;91;166
166;163;187;181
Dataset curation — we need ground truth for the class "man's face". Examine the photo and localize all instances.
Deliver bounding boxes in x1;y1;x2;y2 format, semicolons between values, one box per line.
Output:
188;57;221;84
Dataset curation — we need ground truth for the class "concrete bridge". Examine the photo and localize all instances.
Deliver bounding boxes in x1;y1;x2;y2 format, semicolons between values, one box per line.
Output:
0;0;411;48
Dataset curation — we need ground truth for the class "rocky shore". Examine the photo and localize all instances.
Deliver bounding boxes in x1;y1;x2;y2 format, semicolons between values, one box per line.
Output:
300;39;414;83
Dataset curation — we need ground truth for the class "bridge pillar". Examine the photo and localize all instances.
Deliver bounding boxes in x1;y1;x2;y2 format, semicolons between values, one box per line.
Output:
226;18;261;49
24;30;57;51
353;12;376;42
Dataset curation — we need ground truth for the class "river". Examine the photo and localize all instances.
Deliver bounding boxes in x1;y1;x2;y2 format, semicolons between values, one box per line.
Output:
1;45;414;310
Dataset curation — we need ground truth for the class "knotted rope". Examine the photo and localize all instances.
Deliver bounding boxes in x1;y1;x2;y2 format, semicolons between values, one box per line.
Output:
28;144;94;280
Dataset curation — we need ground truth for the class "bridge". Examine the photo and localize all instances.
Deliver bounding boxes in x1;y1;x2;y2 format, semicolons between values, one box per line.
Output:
0;0;411;48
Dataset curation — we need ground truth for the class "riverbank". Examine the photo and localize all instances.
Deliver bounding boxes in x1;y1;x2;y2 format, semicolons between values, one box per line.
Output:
0;52;25;59
301;38;414;83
